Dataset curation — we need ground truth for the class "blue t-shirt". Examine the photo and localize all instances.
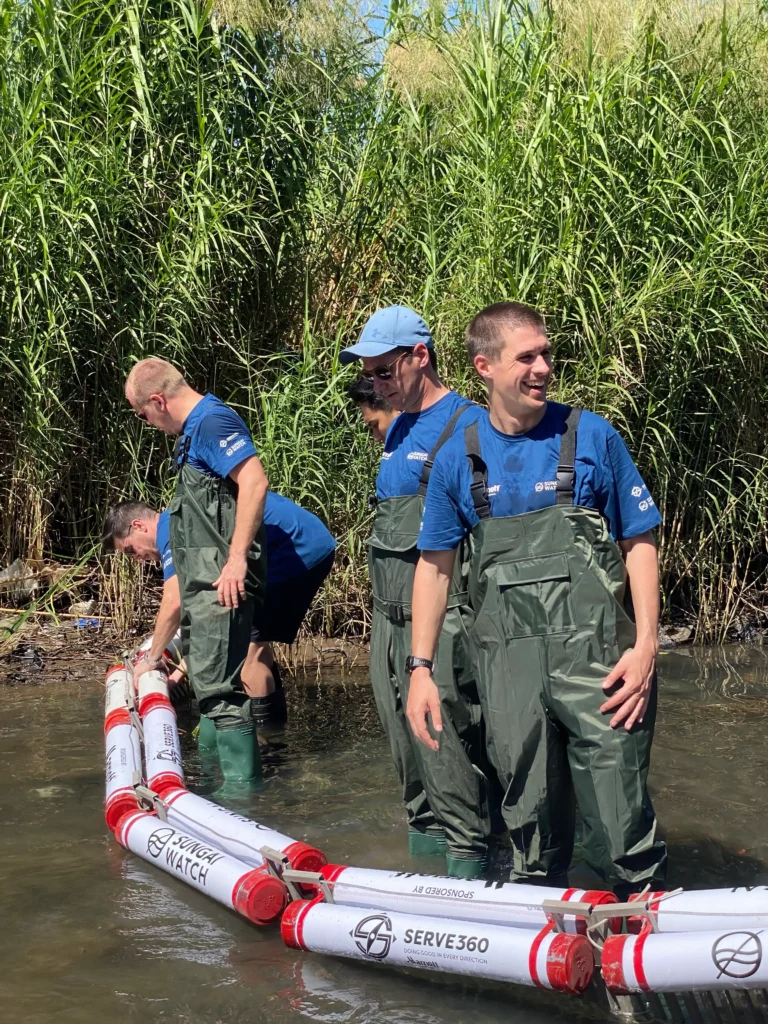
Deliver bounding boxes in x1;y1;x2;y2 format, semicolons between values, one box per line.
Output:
177;393;257;478
156;509;175;582
418;403;662;550
376;392;484;500
173;396;336;582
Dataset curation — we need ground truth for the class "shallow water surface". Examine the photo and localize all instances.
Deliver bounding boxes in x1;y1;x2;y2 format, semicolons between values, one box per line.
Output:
3;645;768;1023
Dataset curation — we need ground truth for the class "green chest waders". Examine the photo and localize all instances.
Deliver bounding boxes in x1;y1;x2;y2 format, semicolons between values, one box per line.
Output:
169;437;266;748
464;410;667;896
368;406;494;876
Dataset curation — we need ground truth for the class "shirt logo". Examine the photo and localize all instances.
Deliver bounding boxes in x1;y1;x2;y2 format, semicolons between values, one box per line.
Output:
534;480;557;493
219;432;239;448
225;439;246;457
487;484;500;496
407;451;428;461
638;496;656;513
381;451;393;460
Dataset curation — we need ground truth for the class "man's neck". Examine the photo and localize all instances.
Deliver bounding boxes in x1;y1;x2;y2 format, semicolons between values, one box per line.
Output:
403;371;451;415
169;388;206;431
488;393;548;436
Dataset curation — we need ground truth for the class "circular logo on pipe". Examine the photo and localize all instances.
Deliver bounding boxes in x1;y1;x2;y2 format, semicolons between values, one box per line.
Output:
712;931;763;979
351;914;396;960
147;826;175;859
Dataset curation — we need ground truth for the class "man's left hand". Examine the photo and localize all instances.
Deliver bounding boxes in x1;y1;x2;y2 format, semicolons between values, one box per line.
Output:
213;554;248;608
600;642;657;730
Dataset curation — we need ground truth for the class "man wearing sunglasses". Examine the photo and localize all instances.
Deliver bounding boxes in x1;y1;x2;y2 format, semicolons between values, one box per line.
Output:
124;358;270;788
340;305;497;879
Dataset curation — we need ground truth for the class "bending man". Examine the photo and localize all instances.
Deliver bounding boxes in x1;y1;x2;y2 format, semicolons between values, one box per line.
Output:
407;301;667;896
102;495;335;733
124;358;268;785
341;305;495;879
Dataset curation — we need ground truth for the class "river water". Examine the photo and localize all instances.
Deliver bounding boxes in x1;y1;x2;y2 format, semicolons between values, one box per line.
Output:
3;645;768;1023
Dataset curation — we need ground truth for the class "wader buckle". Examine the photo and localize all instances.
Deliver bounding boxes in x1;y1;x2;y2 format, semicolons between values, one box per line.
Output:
366;494;378;511
555;467;575;495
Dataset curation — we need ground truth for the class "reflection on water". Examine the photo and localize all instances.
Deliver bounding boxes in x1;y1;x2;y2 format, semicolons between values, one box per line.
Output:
2;646;768;1022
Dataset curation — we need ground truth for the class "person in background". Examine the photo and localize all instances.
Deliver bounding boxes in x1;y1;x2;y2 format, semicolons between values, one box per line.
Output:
102;494;336;733
346;375;398;442
340;305;495;879
407;301;667;897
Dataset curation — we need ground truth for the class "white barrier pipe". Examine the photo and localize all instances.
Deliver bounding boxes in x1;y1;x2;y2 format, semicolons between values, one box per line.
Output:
282;899;594;994
603;927;768;993
105;664;132;728
137;669;171;717
162;788;326;872
143;704;185;796
630;888;768;934
135;631;183;665
318;865;618;933
115;809;288;926
105;710;142;831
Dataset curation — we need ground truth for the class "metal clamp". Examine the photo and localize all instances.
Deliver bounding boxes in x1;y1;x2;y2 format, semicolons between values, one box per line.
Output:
134;784;168;821
281;868;335;904
259;845;291;883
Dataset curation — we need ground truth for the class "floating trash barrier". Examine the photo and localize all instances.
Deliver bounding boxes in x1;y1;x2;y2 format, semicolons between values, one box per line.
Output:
281;897;594;994
115;809;288;926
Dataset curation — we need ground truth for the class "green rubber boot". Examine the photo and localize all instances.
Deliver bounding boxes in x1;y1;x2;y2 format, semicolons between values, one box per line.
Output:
196;713;218;754
446;855;487;880
214;724;263;791
408;827;447;857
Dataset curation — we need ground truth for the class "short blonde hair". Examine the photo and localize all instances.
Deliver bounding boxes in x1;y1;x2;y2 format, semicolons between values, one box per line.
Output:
126;357;187;407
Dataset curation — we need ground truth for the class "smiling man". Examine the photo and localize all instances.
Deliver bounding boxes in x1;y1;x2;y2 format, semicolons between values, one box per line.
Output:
406;301;668;897
340;305;497;879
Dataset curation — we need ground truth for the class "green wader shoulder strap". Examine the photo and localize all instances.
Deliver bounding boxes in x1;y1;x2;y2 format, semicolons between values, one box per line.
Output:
417;402;475;498
463;406;583;516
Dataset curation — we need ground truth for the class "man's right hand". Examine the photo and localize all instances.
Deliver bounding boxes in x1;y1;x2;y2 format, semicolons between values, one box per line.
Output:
406;668;442;752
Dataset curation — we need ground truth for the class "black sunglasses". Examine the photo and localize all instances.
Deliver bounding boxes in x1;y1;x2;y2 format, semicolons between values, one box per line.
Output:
360;350;410;382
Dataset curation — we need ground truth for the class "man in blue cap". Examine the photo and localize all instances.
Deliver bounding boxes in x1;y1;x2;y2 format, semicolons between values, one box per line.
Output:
341;305;497;878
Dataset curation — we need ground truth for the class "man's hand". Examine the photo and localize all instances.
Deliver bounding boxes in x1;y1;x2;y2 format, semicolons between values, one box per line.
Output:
213;553;248;608
600;640;657;730
168;658;187;687
406;667;443;752
132;657;157;690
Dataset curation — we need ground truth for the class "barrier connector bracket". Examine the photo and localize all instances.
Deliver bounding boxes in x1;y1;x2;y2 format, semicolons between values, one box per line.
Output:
541;898;594;934
259;845;291;883
281;867;334;904
134;784;167;820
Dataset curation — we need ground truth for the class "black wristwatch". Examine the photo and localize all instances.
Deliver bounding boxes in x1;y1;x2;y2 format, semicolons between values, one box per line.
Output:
405;655;434;675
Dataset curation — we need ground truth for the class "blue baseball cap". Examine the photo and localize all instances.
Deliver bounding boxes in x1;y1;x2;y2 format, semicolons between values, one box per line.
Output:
340;305;433;365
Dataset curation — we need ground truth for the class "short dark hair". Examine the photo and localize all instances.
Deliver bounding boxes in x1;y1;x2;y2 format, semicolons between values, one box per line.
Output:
466;302;546;362
101;500;158;552
346;376;393;410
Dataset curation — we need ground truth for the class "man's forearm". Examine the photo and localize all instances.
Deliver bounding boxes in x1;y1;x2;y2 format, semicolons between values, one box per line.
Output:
411;550;456;661
148;578;181;662
229;458;268;559
621;532;660;652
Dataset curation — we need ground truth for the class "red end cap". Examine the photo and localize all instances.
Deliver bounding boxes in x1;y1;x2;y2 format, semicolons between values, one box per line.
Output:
105;664;126;680
546;932;594;994
138;693;173;717
627;891;666;934
104;708;131;734
281;899;308;949
112;807;150;845
284;841;328;873
601;934;630;994
105;792;140;833
233;868;288;926
147;772;186;797
319;864;347;883
582;889;621;935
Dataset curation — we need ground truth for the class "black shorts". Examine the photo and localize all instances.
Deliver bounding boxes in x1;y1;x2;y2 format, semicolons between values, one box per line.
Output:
250;551;335;645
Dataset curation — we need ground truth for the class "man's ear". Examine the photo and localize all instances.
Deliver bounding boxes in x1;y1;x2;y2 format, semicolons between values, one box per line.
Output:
131;518;148;534
474;353;492;380
413;343;431;368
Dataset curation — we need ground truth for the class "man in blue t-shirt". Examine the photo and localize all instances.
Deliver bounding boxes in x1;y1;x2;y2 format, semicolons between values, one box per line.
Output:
340;305;498;879
102;494;336;732
407;301;667;897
